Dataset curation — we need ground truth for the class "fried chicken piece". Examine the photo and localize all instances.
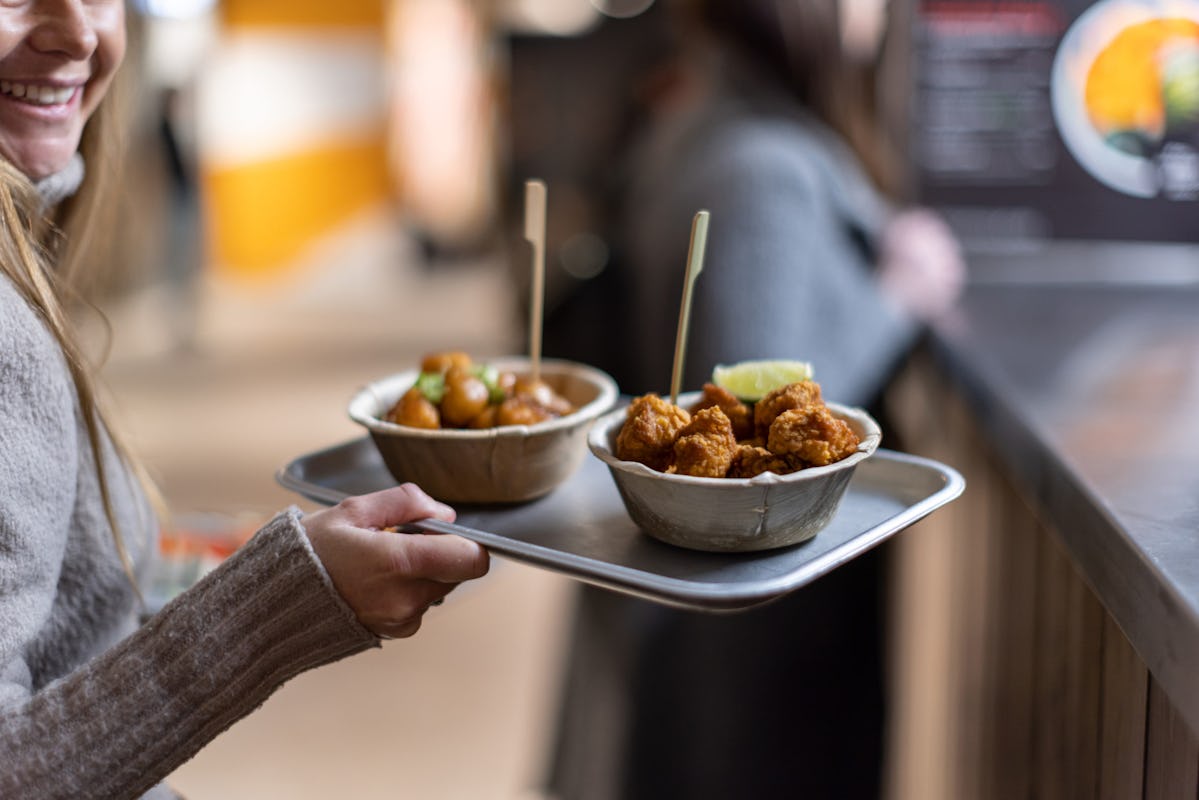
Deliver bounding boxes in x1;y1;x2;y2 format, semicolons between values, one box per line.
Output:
727;444;798;478
689;383;753;441
615;394;691;472
766;405;861;467
754;380;824;439
670;406;738;478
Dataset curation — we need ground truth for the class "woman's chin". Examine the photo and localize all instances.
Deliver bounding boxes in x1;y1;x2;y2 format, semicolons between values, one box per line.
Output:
0;139;81;182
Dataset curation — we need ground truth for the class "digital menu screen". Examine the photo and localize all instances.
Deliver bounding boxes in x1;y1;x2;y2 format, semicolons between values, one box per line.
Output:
911;0;1199;248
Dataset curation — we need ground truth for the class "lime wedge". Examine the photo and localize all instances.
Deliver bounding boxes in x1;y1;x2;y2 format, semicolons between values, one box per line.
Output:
712;359;814;401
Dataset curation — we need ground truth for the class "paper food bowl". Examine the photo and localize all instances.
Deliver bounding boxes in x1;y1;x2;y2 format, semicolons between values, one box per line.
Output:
588;393;881;552
349;357;618;504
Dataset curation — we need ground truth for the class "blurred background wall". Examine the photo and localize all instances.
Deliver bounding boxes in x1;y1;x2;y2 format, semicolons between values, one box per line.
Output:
121;0;890;291
146;0;485;280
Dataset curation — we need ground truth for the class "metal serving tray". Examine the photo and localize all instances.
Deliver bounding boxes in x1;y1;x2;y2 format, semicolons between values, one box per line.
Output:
277;437;964;612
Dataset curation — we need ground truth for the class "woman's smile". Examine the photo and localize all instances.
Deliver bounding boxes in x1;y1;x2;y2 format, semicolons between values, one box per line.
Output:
0;80;79;107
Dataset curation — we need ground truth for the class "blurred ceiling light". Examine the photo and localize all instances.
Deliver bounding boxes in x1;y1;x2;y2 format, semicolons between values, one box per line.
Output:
589;0;656;19
499;0;602;36
133;0;217;20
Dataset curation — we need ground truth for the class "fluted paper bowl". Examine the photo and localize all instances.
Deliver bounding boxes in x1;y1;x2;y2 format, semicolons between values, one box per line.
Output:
350;357;618;504
588;393;881;552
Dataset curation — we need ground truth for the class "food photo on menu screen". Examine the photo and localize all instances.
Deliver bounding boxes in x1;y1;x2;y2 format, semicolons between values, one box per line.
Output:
910;0;1199;252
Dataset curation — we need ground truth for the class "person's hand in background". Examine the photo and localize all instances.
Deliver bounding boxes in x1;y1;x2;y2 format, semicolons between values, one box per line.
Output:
302;484;490;639
877;208;967;323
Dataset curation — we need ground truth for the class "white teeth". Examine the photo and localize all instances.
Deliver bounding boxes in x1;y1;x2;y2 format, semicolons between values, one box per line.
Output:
0;81;74;105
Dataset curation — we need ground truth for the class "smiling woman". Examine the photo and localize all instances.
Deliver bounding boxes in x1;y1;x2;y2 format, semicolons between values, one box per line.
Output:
0;0;124;179
0;2;492;798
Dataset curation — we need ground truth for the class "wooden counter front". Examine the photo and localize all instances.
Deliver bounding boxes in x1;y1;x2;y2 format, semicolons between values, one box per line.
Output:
883;346;1198;800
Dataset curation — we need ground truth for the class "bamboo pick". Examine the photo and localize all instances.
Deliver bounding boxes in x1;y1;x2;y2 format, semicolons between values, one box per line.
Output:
670;210;710;406
524;179;547;384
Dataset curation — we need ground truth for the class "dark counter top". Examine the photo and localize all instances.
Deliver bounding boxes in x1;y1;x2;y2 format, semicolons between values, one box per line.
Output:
927;282;1199;735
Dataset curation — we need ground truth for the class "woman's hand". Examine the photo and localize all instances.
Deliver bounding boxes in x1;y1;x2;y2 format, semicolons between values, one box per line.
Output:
300;484;490;639
877;208;966;323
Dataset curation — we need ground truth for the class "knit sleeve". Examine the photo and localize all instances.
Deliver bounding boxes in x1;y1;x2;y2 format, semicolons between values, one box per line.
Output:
0;508;380;800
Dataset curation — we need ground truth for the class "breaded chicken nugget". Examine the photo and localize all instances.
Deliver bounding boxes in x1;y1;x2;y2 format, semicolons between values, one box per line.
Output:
766;405;861;467
754;380;824;439
616;394;691;472
690;383;753;441
671;406;738;478
727;443;797;478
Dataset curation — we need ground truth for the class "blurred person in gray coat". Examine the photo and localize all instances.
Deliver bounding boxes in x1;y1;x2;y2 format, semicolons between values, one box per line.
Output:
539;1;963;797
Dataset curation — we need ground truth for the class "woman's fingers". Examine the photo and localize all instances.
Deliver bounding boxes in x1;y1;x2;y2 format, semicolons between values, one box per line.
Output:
335;483;456;530
382;530;490;584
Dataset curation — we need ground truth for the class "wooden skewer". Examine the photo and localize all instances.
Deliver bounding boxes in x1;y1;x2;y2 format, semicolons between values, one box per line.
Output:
670;210;710;406
524;179;547;384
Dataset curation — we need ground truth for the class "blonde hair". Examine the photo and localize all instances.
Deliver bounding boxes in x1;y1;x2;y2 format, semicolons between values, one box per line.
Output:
1;52;159;594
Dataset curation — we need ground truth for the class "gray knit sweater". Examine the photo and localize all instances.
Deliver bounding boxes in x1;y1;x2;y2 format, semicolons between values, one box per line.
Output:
0;273;379;798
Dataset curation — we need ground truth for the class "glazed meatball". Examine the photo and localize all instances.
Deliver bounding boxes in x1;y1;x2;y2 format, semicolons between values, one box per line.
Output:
420;351;472;374
513;376;574;416
440;365;490;427
467;405;499;429
386;386;440;429
496;395;555;426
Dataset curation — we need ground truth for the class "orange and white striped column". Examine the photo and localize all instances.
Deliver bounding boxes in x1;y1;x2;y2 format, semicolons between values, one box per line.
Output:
197;0;393;279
